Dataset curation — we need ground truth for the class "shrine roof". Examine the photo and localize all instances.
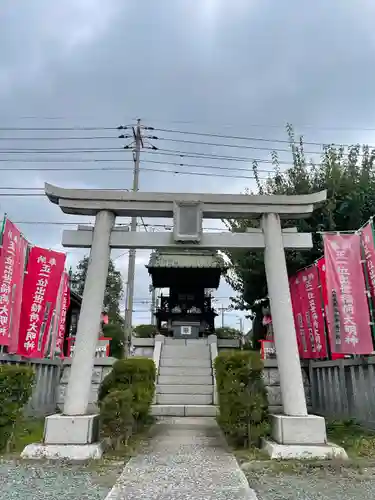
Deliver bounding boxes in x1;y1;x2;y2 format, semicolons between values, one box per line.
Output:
146;249;227;270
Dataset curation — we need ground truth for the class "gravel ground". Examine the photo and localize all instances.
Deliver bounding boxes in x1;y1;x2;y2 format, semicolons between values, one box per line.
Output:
243;463;375;500
0;458;124;500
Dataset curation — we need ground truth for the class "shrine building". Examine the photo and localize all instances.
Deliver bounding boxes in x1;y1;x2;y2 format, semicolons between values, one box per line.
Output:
146;249;227;338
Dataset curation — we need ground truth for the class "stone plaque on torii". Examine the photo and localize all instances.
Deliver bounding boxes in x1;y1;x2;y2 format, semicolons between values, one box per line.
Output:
22;184;346;461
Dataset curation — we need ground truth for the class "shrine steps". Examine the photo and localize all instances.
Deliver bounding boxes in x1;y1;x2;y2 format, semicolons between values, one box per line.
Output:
152;338;217;417
158;375;213;385
151;404;218;417
156;384;213;394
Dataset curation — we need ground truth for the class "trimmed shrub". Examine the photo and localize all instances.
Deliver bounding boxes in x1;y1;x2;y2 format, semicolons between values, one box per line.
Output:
100;390;134;449
98;357;156;434
214;350;269;448
0;364;35;451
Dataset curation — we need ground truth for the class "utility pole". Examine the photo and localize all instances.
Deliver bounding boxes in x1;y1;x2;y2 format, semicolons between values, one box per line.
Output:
123;119;142;356
218;305;226;328
237;317;244;334
150;285;156;325
118;119;157;355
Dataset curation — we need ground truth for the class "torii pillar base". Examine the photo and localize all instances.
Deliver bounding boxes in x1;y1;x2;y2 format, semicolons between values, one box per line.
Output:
21;414;104;461
262;415;348;460
262;414;347;460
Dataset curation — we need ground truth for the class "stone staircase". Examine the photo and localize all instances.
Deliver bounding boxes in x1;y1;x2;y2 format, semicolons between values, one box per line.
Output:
151;338;217;417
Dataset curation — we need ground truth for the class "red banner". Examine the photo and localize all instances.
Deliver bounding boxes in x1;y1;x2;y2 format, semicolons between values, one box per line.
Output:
289;275;311;358
18;247;66;358
317;257;328;322
317;257;345;360
0;219;27;347
8;235;28;353
45;271;65;358
298;265;327;359
51;272;70;358
361;221;375;301
324;233;373;354
297;268;318;358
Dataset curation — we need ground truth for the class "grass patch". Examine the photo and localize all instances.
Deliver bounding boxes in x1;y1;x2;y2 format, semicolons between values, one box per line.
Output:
1;417;44;456
86;418;155;478
2;414;154;462
235;419;375;477
235;446;269;464
327;419;375;459
102;418;154;461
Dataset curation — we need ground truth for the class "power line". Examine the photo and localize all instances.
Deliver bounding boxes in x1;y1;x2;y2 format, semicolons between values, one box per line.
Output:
0;133;339;155
0;147;124;153
0;126;119;131
4;116;375;132
155;137;375;159
1;143;370;167
0;153;293;167
1;125;375;151
0;158;278;174
152;127;373;149
0;136;119;141
0;164;278;180
0;139;373;157
144;148;283;163
156;136;322;154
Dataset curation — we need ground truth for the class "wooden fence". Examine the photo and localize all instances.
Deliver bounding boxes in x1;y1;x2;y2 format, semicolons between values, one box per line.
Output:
0;355;62;417
309;357;375;429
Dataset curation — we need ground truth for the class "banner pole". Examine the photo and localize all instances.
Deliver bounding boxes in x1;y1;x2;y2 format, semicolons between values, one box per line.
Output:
0;214;6;248
360;220;375;348
315;260;331;360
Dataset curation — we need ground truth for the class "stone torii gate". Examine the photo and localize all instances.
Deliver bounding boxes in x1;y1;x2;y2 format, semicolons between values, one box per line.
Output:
22;184;346;460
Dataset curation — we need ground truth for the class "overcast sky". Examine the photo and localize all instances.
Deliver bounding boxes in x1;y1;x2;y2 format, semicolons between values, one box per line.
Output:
1;0;375;330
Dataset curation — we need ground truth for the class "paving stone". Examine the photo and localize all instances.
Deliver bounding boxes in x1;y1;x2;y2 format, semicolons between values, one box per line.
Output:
105;417;258;499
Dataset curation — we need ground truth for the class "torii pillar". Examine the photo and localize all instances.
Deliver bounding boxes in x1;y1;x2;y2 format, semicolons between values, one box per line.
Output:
21;185;346;461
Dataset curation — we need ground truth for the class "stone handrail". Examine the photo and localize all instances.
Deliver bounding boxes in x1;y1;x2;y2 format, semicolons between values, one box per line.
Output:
208;335;219;405
152;335;164;375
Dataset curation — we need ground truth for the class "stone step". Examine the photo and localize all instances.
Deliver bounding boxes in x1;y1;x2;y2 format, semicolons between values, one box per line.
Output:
151;404;218;417
160;358;211;368
158;375;213;385
156;384;213;395
164;338;209;346
159;366;212;377
162;347;210;359
156;394;213;405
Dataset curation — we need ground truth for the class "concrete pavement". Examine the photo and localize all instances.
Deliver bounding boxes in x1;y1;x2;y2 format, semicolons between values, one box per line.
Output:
104;417;258;499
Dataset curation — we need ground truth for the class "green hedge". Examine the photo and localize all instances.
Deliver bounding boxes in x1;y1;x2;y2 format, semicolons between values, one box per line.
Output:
100;389;134;448
98;357;156;448
0;364;35;451
214;350;269;448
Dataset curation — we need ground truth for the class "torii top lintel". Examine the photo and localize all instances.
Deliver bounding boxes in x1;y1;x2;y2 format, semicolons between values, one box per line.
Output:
44;183;327;219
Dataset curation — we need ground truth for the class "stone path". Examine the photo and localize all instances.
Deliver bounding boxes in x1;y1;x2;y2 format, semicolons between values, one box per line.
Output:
104;417;258;499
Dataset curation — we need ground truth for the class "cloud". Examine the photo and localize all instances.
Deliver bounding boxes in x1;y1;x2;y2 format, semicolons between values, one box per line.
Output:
2;0;375;329
0;0;122;96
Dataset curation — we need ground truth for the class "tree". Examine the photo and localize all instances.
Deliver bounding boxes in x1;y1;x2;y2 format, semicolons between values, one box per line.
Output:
71;257;124;325
102;323;124;359
225;124;375;311
215;327;242;339
133;324;157;338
